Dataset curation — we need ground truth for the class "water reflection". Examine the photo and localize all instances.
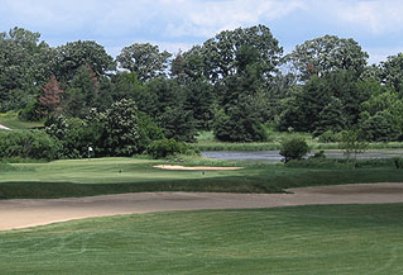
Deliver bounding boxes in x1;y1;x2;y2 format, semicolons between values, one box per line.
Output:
202;150;403;162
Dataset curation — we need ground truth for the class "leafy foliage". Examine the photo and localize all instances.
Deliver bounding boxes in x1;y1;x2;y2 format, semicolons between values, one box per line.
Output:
285;35;368;81
101;99;141;156
117;43;171;81
279;138;310;163
147;139;189;159
0;130;60;160
54;40;114;82
1;25;403;154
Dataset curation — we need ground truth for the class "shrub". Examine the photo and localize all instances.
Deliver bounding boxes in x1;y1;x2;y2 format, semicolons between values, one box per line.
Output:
0;130;61;160
147;139;189;159
102;99;141;156
279;138;310;163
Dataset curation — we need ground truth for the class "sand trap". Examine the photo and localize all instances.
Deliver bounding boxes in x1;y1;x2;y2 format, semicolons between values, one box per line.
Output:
1;182;403;231
154;165;243;171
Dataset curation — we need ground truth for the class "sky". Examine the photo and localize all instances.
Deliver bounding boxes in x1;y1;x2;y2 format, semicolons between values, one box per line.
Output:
1;0;403;64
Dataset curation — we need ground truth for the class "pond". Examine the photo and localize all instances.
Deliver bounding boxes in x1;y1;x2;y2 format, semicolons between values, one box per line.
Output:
202;150;403;163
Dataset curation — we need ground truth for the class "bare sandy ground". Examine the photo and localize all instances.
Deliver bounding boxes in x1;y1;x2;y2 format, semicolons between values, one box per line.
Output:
153;165;243;171
1;182;403;231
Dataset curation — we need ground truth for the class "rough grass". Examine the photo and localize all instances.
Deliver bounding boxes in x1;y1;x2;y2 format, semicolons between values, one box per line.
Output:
2;204;403;274
0;157;402;199
0;112;44;129
194;130;403;151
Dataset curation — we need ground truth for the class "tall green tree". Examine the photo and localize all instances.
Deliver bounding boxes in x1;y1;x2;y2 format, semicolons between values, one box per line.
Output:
183;78;215;130
379;53;403;96
171;46;206;81
359;89;403;141
54;40;114;83
62;65;99;117
285;35;368;81
117;43;171;81
160;106;196;142
201;25;282;84
278;70;370;133
0;27;54;111
313;97;347;136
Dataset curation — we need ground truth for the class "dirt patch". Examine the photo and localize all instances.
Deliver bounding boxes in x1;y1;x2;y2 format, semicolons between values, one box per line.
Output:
153;165;243;171
0;182;402;231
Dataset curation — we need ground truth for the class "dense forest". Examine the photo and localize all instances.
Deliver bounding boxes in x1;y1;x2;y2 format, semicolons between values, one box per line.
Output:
0;25;402;159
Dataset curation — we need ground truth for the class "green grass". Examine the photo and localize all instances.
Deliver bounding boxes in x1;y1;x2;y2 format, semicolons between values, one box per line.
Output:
0;157;402;199
2;204;403;274
0;112;44;129
194;130;403;151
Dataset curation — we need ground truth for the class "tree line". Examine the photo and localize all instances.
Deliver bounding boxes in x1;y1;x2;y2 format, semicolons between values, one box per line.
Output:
0;25;402;158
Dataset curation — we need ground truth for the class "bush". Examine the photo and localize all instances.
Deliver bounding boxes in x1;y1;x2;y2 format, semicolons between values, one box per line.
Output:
147;139;189;159
279;138;310;163
0;130;61;160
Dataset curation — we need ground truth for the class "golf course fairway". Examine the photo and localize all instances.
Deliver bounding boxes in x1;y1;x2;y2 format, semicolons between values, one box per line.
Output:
1;204;403;274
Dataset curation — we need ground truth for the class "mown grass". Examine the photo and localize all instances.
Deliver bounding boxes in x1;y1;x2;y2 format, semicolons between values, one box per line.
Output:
2;204;403;274
0;157;402;199
0;112;44;129
194;130;403;151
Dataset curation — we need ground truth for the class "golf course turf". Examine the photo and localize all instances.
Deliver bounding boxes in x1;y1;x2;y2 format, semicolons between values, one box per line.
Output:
1;204;403;274
0;157;402;199
1;157;403;274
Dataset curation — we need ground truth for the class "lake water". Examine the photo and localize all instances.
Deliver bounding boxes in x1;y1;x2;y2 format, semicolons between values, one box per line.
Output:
202;150;403;163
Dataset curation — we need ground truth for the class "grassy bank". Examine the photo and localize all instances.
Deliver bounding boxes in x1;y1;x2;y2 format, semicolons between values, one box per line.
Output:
0;157;402;199
193;131;403;151
2;204;403;274
0;112;44;129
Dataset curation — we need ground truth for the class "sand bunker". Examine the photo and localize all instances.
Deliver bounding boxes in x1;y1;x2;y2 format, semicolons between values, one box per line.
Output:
1;182;402;231
153;165;243;171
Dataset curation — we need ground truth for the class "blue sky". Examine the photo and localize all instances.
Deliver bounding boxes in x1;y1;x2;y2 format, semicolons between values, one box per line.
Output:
1;0;402;64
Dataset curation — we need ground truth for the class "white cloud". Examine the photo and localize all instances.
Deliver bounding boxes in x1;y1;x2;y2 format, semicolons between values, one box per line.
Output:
162;0;305;37
0;0;304;38
330;0;403;34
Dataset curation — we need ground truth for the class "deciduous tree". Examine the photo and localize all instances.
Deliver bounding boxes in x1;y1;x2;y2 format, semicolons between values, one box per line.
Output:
117;43;171;81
